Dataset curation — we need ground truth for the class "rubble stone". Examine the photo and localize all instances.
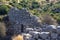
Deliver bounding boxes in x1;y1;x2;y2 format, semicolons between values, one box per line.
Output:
39;32;50;39
57;26;60;34
45;25;56;32
7;7;60;40
51;33;58;39
8;7;42;34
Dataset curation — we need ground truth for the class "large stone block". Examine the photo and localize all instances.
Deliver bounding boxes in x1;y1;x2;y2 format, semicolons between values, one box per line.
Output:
23;33;32;40
45;25;56;32
45;38;50;40
51;33;58;39
34;28;42;32
29;38;35;40
57;26;60;34
58;36;60;40
8;7;42;34
38;39;42;40
39;32;50;39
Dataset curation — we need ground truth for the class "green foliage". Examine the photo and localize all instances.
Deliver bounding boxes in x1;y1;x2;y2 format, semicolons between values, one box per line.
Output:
0;0;60;24
53;13;60;24
9;2;14;6
50;3;60;13
0;5;10;15
56;18;60;24
31;1;40;9
17;5;23;10
19;1;28;8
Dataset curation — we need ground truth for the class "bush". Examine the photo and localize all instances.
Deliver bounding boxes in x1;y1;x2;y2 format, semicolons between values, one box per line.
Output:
41;14;57;25
0;5;9;15
53;14;60;25
57;19;60;24
9;2;14;6
50;2;60;13
19;1;28;8
52;8;60;13
31;1;40;9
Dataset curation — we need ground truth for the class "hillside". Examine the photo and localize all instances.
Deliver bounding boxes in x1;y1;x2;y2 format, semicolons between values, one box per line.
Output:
0;0;60;25
0;0;60;40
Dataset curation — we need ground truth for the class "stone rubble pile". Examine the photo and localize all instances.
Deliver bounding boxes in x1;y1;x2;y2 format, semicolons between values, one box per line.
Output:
8;7;60;40
8;7;42;34
23;25;60;40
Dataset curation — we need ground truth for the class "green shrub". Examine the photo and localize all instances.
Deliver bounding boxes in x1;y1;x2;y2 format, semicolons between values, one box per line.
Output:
0;5;9;15
53;14;60;25
9;2;14;6
31;1;40;9
19;1;28;8
57;18;60;24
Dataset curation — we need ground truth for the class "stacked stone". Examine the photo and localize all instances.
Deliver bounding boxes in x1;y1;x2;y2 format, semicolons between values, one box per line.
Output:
8;7;42;35
8;7;60;40
23;25;60;40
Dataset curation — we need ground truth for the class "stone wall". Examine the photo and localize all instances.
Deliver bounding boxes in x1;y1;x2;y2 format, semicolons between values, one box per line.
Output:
8;7;42;35
7;7;60;40
23;25;60;40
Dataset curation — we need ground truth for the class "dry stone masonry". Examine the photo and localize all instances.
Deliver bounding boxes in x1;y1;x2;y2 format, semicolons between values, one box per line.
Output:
8;7;60;40
23;25;60;40
8;7;42;34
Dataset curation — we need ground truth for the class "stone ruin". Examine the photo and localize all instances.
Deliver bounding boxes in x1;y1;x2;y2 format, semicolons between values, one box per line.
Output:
7;7;42;35
23;25;60;40
4;7;60;40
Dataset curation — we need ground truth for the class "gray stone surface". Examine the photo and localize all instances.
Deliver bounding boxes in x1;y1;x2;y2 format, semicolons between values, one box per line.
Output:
7;7;60;40
45;25;56;32
39;32;50;39
8;7;42;34
51;33;58;39
8;7;41;26
57;26;60;34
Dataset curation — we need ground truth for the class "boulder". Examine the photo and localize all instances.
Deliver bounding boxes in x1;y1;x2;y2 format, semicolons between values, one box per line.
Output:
57;26;60;34
39;32;50;39
46;25;56;32
8;7;42;34
51;33;58;39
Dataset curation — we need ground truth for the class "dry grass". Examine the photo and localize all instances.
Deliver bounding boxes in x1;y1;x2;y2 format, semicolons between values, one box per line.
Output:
41;14;58;25
0;22;6;37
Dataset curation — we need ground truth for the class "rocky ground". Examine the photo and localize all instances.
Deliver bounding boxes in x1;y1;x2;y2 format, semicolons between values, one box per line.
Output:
23;25;60;40
7;7;60;40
